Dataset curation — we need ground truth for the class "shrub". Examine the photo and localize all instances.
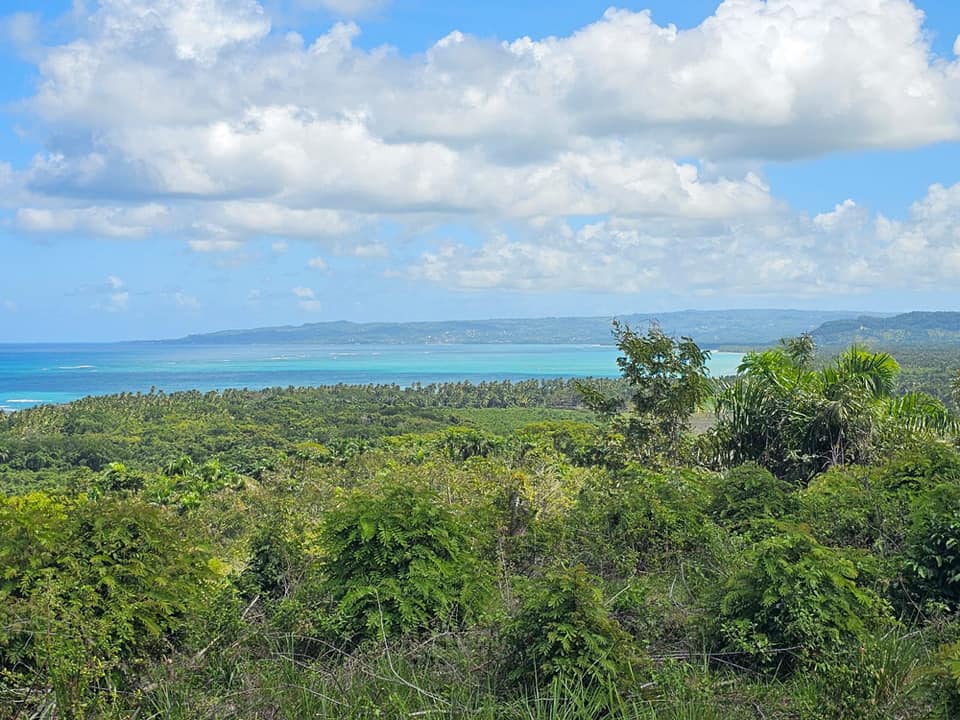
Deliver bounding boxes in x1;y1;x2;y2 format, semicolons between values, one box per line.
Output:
319;480;491;645
710;462;795;530
717;525;890;672
797;466;879;549
515;420;601;465
574;466;716;574
0;494;221;716
921;640;960;717
502;564;643;694
902;482;960;612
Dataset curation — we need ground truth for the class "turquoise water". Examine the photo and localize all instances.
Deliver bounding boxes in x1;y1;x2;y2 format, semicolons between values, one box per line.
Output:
0;343;744;411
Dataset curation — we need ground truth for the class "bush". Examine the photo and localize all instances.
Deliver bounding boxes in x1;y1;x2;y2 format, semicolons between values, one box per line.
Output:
710;462;795;530
902;482;960;612
502;565;644;694
574;466;716;574
717;525;890;672
319;480;492;645
515;420;601;465
797;466;879;549
0;493;221;716
921;640;960;717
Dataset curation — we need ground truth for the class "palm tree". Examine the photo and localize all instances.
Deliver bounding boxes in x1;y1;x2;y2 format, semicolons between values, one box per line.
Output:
714;341;957;481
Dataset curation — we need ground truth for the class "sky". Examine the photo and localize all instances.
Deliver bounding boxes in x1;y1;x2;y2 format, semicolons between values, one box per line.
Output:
2;0;960;342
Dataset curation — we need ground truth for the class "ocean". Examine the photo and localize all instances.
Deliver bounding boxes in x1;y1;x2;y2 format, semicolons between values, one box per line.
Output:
0;343;745;411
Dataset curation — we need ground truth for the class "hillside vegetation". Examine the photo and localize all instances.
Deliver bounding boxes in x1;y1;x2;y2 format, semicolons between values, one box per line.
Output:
813;311;960;347
1;326;960;719
174;309;865;347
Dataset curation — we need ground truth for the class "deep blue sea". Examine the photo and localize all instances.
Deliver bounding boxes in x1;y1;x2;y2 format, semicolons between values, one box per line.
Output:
0;343;745;411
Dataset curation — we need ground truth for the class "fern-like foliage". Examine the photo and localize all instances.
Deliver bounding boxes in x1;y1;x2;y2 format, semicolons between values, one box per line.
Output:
319;481;491;645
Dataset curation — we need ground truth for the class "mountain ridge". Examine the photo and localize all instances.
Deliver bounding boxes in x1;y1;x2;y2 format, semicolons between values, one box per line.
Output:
812;311;960;346
170;309;880;348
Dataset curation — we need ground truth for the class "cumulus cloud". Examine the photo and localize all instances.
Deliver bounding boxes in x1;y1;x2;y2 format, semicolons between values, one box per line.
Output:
16;204;169;238
407;181;960;297
296;0;388;17
6;0;960;299
188;238;242;252
292;285;322;311
307;255;328;270
19;1;960;210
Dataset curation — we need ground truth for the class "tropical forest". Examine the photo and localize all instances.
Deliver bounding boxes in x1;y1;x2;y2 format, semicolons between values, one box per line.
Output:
3;324;960;719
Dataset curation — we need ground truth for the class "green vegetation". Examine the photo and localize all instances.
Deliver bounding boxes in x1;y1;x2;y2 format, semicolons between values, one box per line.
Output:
1;326;959;718
175;308;866;346
812;311;960;347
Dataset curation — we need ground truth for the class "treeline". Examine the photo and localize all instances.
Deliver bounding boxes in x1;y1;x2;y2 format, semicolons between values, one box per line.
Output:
1;328;960;718
0;378;623;493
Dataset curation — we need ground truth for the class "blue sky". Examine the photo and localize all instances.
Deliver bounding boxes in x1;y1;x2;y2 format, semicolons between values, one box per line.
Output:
2;0;960;342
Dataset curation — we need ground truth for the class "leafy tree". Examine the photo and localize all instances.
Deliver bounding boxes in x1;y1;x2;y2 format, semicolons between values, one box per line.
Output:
578;321;711;461
780;331;816;369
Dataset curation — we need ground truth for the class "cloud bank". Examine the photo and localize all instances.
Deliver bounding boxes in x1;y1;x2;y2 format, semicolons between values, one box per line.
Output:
5;0;960;298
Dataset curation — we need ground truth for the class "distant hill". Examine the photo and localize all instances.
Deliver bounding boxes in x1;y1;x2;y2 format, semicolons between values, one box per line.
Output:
812;311;960;347
173;309;870;348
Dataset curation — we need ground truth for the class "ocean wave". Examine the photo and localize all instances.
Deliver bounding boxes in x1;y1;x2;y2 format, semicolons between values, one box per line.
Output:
57;364;96;370
5;399;41;403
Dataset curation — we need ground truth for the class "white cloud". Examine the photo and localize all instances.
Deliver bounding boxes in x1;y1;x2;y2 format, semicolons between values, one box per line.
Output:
292;286;321;311
352;242;388;258
188;238;241;252
18;1;960;220
7;0;960;300
107;274;124;289
296;0;387;17
307;255;328;270
407;181;960;297
173;291;200;308
107;290;129;311
272;240;289;253
88;0;270;65
16;204;168;237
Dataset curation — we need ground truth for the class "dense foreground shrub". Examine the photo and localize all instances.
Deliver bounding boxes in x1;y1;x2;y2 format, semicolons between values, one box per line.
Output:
0;493;220;717
502;564;644;695
903;482;960;612
319;480;492;645
717;525;890;672
709;462;795;530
